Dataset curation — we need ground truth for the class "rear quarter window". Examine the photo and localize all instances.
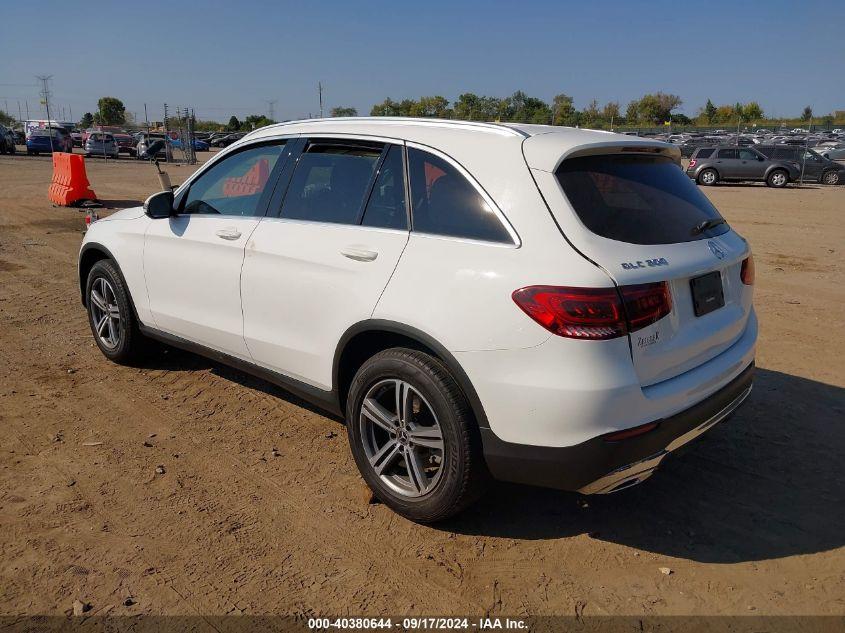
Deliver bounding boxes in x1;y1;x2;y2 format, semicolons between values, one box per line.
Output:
556;154;728;245
694;148;715;158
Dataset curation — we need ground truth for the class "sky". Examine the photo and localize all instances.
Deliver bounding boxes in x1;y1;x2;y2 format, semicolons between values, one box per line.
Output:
1;0;842;125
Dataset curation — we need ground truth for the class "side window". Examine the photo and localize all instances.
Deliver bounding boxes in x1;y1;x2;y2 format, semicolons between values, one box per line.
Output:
407;147;511;243
183;143;285;216
361;145;408;230
717;148;738;159
738;149;758;160
280;142;381;224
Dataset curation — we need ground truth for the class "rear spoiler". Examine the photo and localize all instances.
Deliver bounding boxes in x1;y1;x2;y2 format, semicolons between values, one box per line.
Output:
523;131;681;172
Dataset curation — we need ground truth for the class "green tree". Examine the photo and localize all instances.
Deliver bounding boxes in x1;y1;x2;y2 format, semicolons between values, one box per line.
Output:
242;114;275;129
601;101;620;126
743;101;763;121
0;110;15;127
801;106;813;122
634;92;682;124
703;99;717;123
330;106;358;117
625;100;640;125
228;115;241;131
552;94;576;126
581;99;601;128
454;93;482;120
79;112;94;129
93;97;126;125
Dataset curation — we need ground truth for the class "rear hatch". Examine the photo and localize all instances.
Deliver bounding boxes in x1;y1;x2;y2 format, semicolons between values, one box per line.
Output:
524;136;753;386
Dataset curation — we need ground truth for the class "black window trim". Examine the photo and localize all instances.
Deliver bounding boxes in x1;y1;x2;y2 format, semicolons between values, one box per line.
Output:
356;144;411;231
173;138;292;218
405;140;520;247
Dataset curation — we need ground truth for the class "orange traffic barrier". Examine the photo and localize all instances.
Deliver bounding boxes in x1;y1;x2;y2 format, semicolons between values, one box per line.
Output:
48;152;97;206
222;159;269;197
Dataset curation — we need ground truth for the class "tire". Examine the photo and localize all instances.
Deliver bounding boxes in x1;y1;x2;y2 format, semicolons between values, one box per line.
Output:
822;170;840;185
697;168;718;186
766;169;788;188
85;259;146;364
346;348;487;523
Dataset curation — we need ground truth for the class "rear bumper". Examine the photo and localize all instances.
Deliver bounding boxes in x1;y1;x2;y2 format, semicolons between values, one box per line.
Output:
480;362;754;493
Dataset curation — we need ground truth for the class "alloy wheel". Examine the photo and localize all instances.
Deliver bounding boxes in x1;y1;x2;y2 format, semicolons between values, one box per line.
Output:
90;277;122;349
359;379;445;498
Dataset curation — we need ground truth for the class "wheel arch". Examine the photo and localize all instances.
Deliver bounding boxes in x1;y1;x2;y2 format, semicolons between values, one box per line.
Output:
333;320;490;430
78;243;141;323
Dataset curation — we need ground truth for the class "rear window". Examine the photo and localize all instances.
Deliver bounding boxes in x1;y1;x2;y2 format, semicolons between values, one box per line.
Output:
556;154;728;245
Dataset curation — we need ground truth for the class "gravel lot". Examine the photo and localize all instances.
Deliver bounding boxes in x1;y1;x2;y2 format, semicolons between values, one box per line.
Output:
1;151;843;619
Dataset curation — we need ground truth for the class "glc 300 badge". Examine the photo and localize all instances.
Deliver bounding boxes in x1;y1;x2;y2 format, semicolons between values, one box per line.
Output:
708;241;726;260
621;257;668;270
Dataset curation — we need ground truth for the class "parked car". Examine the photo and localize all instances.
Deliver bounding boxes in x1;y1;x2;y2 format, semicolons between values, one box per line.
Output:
211;132;245;147
0;124;16;155
755;145;843;185
113;133;137;156
686;146;800;187
135;134;167;160
78;119;756;522
815;146;845;161
168;136;210;151
70;130;84;147
12;130;25;145
84;132;120;158
26;128;73;155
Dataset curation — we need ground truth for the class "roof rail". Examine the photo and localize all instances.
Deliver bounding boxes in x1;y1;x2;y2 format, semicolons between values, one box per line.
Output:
245;117;527;139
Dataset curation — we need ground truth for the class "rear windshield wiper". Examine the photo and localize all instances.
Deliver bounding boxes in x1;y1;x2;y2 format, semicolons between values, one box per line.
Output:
692;217;727;235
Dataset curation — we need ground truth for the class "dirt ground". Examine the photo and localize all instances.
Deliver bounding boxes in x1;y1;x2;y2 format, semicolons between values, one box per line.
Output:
1;151;843;620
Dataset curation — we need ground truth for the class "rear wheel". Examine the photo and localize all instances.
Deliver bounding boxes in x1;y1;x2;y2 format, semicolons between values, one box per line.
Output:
767;169;788;188
822;170;840;185
346;348;487;523
697;168;718;186
85;259;146;364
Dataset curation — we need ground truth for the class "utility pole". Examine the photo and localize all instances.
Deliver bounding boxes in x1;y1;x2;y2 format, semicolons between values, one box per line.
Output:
25;100;30;121
36;75;54;138
17;101;23;127
266;99;277;121
318;82;323;118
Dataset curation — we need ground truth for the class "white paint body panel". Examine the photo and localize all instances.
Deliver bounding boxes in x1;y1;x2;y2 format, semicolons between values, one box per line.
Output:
241;219;408;389
144;215;260;359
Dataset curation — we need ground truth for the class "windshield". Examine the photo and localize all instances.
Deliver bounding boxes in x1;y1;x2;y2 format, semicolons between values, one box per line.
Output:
556;154;729;245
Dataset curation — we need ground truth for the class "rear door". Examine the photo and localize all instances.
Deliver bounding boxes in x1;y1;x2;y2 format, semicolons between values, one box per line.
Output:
713;147;742;179
528;148;753;386
241;138;410;388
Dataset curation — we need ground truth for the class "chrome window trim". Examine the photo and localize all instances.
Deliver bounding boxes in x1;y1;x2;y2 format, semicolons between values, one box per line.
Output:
404;140;521;248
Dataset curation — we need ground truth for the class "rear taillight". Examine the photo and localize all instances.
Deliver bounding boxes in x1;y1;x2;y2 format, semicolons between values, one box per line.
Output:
603;421;660;442
512;282;672;341
688;158;697;168
741;254;755;285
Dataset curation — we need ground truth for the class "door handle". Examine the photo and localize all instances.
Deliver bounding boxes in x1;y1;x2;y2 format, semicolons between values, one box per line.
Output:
215;228;242;240
340;247;378;262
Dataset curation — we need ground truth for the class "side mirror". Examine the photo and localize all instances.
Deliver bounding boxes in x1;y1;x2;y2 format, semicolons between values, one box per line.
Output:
144;190;174;219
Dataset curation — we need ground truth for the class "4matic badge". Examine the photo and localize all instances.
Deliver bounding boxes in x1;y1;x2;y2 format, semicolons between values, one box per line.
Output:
621;257;669;270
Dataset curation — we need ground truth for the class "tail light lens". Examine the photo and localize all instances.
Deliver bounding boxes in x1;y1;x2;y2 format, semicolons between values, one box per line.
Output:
688;158;697;168
740;254;755;285
512;282;672;340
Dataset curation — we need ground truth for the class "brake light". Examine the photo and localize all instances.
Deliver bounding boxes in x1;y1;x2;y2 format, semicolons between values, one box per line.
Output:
688;158;697;168
740;254;755;285
512;282;672;340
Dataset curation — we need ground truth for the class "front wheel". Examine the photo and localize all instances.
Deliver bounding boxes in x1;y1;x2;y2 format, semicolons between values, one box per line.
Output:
697;168;718;186
822;170;840;185
346;348;487;523
86;259;146;364
767;169;788;188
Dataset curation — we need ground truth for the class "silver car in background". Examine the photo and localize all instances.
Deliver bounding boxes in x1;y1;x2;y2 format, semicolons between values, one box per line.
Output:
84;133;120;159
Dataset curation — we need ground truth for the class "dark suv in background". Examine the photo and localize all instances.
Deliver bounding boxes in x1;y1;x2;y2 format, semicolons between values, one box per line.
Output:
686;146;800;188
755;145;843;185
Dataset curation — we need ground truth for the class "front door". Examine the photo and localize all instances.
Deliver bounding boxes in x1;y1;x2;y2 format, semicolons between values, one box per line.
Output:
144;141;289;359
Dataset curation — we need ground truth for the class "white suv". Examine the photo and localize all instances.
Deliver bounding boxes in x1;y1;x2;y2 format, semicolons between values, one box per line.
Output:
79;118;757;522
